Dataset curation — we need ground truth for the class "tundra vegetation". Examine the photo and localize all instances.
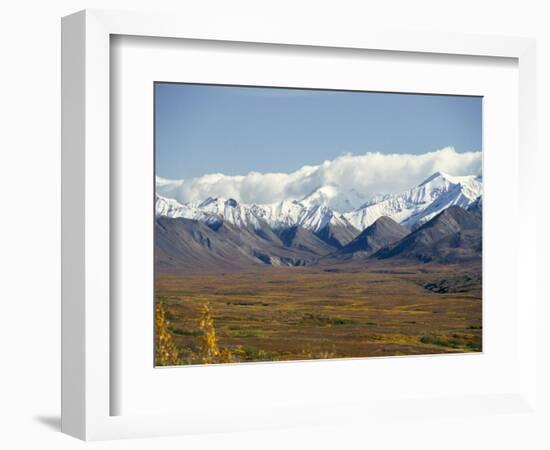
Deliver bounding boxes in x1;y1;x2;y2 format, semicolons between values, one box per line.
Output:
155;262;482;365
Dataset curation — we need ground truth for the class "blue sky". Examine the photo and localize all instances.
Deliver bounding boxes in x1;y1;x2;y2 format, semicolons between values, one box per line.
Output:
155;83;482;180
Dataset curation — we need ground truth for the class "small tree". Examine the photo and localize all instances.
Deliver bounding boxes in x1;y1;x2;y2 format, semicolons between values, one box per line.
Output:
155;302;181;366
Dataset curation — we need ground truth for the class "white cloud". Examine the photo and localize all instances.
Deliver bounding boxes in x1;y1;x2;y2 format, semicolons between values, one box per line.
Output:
157;147;482;210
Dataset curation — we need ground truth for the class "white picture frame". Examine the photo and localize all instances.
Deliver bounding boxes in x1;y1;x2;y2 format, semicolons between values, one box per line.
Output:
61;9;537;441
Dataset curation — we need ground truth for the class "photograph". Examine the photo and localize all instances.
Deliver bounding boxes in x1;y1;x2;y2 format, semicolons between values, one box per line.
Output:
154;83;483;366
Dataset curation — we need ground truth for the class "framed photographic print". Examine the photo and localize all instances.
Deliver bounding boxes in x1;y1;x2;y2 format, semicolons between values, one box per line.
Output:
153;83;483;367
61;9;538;442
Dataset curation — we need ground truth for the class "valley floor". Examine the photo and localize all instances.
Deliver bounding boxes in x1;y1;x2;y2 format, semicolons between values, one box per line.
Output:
155;262;482;365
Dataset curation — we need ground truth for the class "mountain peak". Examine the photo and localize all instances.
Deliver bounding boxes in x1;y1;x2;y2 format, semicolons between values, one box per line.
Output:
337;215;409;255
418;171;448;186
300;185;339;204
365;216;410;238
299;184;366;212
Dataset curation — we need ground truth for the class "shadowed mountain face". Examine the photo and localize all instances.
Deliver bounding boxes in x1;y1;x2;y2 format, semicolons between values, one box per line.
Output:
374;206;482;263
276;226;336;256
156;203;483;272
313;221;358;248
156;217;335;273
156;217;259;273
337;216;410;256
467;196;482;218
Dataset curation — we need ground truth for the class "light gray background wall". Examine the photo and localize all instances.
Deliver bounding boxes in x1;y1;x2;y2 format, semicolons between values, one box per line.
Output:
0;1;547;449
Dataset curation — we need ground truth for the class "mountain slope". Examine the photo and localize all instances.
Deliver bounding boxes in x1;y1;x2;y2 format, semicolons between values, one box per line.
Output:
156;217;257;273
314;220;358;248
156;217;327;273
337;216;410;256
276;225;336;256
374;205;482;263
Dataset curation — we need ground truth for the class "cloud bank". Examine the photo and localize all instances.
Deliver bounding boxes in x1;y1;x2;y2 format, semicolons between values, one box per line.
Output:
156;147;482;208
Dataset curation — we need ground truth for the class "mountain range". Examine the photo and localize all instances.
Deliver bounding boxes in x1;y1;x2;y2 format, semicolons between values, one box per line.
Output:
155;171;483;272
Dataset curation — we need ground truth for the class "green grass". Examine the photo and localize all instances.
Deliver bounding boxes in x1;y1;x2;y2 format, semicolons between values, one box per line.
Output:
169;327;203;337
420;335;461;348
420;332;480;351
228;329;267;338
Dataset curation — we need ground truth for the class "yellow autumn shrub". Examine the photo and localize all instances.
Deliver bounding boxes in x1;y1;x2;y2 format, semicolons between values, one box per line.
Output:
197;303;233;364
155;302;181;366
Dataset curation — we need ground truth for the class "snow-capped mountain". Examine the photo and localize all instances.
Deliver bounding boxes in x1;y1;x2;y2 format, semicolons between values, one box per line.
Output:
156;194;354;234
156;171;482;236
156;195;202;219
251;201;352;232
343;172;482;230
249;200;305;229
299;185;368;213
156;195;263;229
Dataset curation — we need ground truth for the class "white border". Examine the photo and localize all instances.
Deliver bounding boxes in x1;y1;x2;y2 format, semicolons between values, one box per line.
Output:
112;35;519;417
61;9;537;441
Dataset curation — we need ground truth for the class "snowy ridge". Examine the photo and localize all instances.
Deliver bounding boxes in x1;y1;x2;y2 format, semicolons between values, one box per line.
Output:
156;171;482;233
344;172;482;229
156;194;262;229
249;200;305;229
299;185;368;212
251;201;351;231
156;195;352;233
155;195;204;220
